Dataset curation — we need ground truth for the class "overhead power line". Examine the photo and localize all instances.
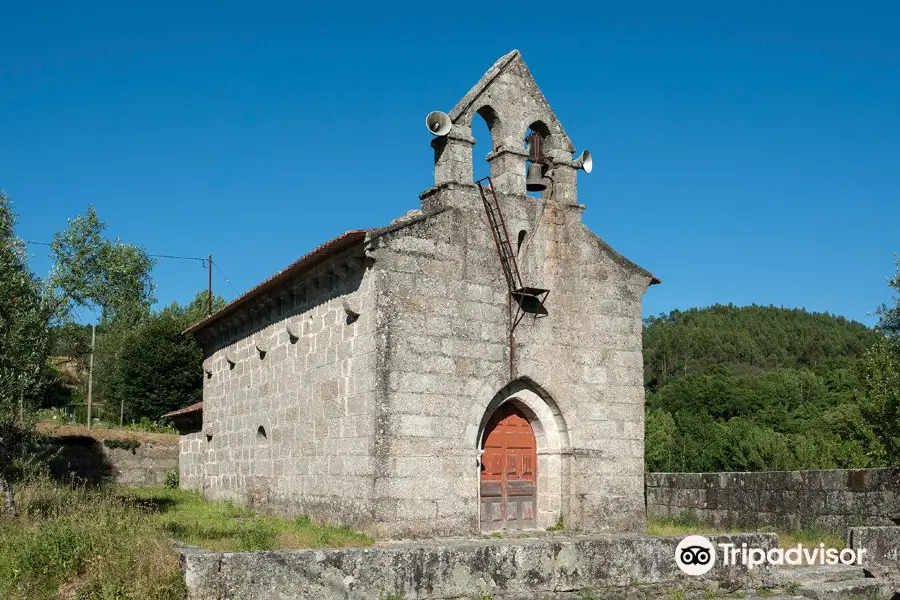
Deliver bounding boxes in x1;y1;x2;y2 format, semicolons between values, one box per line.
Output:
23;239;241;298
26;240;206;263
149;253;206;262
213;260;239;295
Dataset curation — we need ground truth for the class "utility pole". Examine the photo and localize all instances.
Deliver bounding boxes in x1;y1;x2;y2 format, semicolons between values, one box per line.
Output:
87;324;95;431
208;254;213;316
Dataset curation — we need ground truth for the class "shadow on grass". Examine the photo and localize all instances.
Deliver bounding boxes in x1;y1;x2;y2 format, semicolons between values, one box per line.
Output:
117;493;180;514
47;435;116;486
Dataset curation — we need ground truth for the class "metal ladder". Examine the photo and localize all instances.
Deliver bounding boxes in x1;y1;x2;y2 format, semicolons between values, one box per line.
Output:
476;177;549;326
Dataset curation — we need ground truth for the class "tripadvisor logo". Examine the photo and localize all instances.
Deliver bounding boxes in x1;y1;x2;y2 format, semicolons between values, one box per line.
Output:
675;535;717;575
674;535;867;575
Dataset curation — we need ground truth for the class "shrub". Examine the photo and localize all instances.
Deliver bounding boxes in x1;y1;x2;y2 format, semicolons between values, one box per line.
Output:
164;470;179;490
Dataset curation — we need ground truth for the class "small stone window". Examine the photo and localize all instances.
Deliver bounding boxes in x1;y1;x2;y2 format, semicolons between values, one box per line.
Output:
206;434;213;443
256;426;267;442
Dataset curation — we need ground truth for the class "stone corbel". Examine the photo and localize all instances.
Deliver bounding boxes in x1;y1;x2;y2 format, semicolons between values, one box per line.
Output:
342;294;361;323
285;320;302;342
254;336;267;359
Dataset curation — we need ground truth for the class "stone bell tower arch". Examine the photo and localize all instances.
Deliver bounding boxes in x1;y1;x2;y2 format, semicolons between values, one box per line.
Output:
422;50;586;209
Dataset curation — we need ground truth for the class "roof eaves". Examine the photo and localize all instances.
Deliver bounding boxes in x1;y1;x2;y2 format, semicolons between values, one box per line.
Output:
183;229;369;335
161;401;203;419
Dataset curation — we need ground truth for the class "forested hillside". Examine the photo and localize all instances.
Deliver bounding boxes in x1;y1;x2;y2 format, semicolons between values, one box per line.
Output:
643;304;897;473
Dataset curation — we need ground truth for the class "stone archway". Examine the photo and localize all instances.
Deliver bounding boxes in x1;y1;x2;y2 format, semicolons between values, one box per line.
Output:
470;378;570;531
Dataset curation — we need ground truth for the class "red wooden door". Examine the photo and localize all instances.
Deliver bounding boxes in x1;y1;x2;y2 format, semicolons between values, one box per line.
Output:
480;403;537;530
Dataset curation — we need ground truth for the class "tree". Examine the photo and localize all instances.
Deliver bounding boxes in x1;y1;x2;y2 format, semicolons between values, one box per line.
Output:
644;410;677;472
856;256;900;465
859;336;900;464
49;205;156;324
103;291;226;421
0;192;54;516
642;305;885;472
876;254;900;339
47;206;157;420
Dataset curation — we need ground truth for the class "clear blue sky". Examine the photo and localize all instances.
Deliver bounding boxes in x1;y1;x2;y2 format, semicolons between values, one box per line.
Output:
3;2;898;325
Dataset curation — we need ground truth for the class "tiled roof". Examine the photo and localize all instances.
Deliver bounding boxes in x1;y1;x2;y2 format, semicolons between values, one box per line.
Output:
183;229;369;335
161;401;203;419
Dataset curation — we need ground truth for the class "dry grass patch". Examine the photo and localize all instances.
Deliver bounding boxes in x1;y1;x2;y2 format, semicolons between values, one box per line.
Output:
36;422;179;447
647;513;846;549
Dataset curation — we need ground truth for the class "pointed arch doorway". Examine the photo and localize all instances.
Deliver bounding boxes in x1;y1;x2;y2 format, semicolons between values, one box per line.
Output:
479;402;537;530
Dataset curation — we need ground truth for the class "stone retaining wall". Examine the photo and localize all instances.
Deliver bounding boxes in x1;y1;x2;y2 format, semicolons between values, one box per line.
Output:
646;468;900;532
180;533;777;600
849;526;900;569
48;435;179;487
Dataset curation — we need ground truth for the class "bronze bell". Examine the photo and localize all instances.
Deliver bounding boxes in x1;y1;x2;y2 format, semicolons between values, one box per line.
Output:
525;163;546;191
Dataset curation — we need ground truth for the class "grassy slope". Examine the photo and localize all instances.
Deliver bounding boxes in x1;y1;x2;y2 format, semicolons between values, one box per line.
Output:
0;481;371;600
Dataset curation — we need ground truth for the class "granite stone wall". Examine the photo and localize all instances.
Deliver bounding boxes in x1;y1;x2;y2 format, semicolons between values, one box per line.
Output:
184;255;380;527
367;189;651;538
646;468;900;532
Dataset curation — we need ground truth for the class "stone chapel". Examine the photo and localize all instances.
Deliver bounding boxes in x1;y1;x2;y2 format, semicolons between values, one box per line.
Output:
173;50;659;539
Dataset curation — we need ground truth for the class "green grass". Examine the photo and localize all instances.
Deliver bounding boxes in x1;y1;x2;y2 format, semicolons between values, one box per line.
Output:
0;480;372;600
118;487;372;552
779;526;845;550
646;513;846;549
0;479;185;600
